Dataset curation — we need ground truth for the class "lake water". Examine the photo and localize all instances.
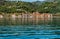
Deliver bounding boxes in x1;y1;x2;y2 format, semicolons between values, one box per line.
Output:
0;16;60;39
0;25;60;39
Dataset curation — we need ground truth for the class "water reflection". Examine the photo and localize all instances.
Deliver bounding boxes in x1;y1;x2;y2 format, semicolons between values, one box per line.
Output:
0;16;59;26
0;16;54;25
0;16;60;39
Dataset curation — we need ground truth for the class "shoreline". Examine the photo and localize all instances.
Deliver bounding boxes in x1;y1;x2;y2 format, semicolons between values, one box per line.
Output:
0;12;53;19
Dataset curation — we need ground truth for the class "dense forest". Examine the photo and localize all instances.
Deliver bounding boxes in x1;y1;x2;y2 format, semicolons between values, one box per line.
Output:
0;0;60;14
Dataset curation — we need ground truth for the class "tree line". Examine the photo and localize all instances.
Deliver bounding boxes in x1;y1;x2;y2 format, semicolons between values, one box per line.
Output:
0;0;60;14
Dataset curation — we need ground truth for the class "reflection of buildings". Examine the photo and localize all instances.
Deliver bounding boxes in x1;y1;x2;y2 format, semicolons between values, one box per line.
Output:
11;13;53;25
0;13;53;25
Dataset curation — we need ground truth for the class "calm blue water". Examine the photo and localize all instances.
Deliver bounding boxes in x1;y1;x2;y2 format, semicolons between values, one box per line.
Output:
0;25;60;39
